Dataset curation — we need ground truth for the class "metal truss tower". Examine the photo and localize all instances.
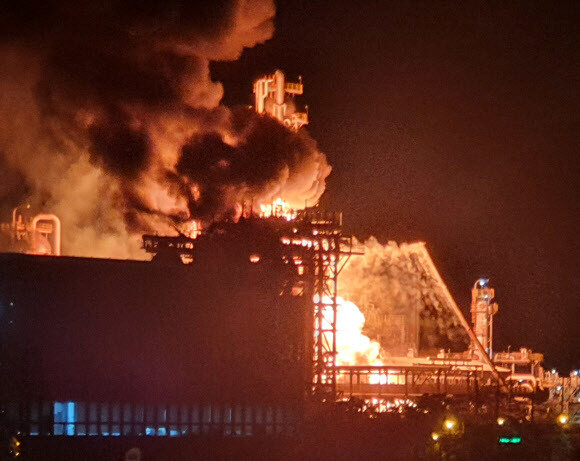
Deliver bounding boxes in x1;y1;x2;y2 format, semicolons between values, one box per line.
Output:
287;211;360;399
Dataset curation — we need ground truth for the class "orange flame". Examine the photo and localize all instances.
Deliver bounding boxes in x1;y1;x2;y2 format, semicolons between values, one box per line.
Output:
259;198;296;220
319;295;383;366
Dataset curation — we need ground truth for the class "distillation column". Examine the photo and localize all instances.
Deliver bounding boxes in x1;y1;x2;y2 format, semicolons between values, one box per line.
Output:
253;70;308;131
470;279;498;358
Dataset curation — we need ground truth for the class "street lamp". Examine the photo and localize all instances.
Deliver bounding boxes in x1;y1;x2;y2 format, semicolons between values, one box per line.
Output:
556;413;569;426
443;417;459;433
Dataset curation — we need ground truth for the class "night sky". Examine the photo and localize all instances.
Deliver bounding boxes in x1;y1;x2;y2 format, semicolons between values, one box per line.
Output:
212;0;579;371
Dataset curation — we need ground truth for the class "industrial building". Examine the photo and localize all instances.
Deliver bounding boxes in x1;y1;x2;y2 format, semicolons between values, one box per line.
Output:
0;211;504;451
0;218;311;458
0;71;577;459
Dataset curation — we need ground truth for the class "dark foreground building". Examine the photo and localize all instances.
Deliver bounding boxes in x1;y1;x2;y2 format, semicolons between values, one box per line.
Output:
0;220;311;459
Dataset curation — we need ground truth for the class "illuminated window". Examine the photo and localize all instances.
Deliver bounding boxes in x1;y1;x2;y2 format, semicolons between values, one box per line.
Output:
53;402;76;436
1;401;297;438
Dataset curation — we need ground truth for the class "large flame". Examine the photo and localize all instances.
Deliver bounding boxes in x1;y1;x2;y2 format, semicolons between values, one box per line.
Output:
320;296;383;366
259;198;296;220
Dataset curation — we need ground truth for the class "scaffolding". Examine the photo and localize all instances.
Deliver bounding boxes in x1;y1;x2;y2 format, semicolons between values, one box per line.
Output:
277;210;361;399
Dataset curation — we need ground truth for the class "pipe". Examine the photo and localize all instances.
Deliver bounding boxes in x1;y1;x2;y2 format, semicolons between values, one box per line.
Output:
274;69;285;106
11;204;31;240
31;213;61;256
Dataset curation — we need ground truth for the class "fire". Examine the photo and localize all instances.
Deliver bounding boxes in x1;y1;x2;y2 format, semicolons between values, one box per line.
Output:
180;220;201;239
320;296;383;366
259;198;296;220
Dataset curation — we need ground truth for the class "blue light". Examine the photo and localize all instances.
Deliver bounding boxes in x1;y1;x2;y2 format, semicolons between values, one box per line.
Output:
66;402;75;436
53;402;76;436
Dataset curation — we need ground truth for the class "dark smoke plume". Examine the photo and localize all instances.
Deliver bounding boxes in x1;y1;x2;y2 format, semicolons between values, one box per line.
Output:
0;1;330;258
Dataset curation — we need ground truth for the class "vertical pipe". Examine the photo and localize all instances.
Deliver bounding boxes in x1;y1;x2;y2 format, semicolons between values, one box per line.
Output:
331;236;339;398
561;377;565;413
489;315;494;359
349;370;353;397
467;371;471;394
275;70;285;105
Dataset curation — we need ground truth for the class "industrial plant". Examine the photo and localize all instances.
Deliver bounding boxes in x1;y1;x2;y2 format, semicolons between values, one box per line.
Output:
0;71;578;460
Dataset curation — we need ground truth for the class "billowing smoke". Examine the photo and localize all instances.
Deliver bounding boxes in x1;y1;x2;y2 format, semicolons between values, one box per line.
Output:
0;1;330;258
340;238;470;357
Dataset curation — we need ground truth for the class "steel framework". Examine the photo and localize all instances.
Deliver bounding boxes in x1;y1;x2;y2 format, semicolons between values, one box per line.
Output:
141;211;362;400
277;210;361;399
335;363;484;399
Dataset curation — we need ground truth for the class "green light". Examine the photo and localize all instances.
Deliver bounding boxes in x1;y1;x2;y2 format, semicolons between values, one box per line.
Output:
499;436;521;444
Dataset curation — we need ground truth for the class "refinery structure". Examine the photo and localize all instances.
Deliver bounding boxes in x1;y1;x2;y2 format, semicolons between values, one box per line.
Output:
0;71;578;459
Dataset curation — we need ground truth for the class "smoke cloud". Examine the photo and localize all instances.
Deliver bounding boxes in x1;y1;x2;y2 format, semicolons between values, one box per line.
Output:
339;238;470;357
0;1;330;258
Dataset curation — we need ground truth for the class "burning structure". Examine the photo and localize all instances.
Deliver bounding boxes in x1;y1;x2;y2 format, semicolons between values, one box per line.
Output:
0;64;558;436
0;3;577;457
0;0;330;259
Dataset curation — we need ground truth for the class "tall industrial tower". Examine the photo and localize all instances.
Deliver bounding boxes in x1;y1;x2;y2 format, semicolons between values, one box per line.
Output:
470;279;498;358
253;70;309;131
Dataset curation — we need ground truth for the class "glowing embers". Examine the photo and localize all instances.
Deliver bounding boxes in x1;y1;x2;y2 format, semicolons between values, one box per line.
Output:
315;295;382;366
374;398;417;413
338;397;418;414
259;198;296;220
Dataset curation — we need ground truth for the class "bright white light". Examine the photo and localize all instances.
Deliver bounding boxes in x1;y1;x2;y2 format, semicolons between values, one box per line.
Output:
557;413;569;425
443;418;457;431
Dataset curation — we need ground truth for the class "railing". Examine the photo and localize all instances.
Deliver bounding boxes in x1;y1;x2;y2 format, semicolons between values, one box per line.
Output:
142;235;196;255
335;364;485;398
284;82;304;94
